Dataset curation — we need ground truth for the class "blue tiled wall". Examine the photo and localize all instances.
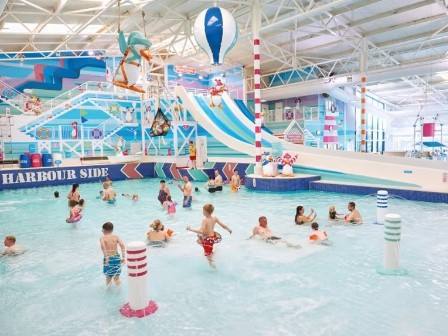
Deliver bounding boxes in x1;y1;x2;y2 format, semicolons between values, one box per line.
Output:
245;175;321;192
310;181;448;203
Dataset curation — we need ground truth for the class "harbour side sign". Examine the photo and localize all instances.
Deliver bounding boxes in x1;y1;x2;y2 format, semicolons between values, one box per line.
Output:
1;167;109;185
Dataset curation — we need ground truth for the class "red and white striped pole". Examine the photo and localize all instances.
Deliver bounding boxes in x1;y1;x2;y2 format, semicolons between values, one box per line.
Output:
120;242;158;318
360;38;367;152
253;0;263;175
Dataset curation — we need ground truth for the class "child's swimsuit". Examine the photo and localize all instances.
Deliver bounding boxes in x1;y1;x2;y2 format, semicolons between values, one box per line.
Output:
183;196;192;208
329;211;337;220
200;232;222;256
167;202;176;214
103;254;121;277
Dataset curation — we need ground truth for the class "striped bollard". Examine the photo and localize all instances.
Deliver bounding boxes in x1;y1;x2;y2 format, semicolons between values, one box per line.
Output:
120;242;158;318
378;214;407;276
376;190;388;224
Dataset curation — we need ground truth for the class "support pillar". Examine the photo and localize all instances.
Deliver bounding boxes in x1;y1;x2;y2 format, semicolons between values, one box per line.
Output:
252;0;263;175
360;38;368;152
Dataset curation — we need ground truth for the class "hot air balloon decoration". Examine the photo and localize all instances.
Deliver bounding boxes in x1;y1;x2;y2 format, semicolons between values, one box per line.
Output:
193;7;238;65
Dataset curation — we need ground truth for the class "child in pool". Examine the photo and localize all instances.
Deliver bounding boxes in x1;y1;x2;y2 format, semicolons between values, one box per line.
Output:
102;183;117;202
122;193;139;201
162;195;177;215
100;222;125;286
328;206;343;220
54;191;59;198
207;177;216;193
230;170;241;192
309;222;328;243
186;203;232;268
146;219;173;247
1;235;25;256
66;199;84;223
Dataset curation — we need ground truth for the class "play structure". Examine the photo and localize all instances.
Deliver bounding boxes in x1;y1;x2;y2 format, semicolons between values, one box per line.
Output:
410;112;446;160
0;4;447;197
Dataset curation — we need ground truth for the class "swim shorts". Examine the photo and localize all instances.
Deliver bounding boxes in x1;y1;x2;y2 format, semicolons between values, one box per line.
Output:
215;186;223;191
103;254;121;277
183;195;192;208
201;233;222;256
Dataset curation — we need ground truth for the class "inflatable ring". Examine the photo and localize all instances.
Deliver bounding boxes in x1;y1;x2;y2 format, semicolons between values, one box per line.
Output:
91;128;103;139
37;127;51;140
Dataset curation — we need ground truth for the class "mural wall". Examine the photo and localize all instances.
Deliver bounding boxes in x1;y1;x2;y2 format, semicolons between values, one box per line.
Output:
0;57;106;109
165;64;244;99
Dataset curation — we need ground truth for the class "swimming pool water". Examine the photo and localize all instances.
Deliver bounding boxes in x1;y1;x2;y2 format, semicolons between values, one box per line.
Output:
1;179;447;336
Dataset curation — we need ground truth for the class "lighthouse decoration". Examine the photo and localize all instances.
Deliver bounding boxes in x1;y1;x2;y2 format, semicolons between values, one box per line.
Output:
194;7;237;107
71;121;78;139
323;95;338;149
193;7;238;66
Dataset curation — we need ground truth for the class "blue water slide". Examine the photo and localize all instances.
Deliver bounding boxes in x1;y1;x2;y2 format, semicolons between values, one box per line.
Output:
15;58;105;92
195;95;271;147
220;97;271;147
234;99;273;134
194;96;249;144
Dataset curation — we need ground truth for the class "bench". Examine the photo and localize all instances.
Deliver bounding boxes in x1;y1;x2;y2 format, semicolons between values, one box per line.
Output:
80;156;109;165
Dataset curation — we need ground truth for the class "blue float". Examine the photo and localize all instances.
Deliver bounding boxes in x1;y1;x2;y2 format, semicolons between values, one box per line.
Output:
42;153;53;167
193;7;238;65
19;154;30;168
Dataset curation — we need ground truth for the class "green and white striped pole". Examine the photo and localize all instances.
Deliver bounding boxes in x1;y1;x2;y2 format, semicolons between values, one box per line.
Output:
384;214;401;270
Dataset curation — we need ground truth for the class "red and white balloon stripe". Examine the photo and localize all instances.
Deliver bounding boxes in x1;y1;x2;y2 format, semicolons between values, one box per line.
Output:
120;242;157;318
360;75;367;152
254;37;262;173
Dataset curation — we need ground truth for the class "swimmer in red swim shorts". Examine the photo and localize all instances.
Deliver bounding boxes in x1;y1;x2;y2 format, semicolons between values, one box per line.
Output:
187;203;232;268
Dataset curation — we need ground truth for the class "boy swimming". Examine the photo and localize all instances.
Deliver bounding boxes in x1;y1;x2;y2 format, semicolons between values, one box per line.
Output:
100;222;126;286
249;216;300;248
309;222;330;244
186;203;232;268
1;235;25;256
122;193;139;201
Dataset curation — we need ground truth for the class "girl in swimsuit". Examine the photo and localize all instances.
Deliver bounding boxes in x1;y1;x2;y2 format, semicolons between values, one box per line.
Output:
163;196;177;215
67;184;80;206
295;205;316;225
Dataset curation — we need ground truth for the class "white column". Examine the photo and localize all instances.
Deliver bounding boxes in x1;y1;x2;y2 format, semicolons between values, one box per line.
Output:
120;241;157;318
381;214;406;275
360;38;368;152
252;0;263;175
376;190;388;224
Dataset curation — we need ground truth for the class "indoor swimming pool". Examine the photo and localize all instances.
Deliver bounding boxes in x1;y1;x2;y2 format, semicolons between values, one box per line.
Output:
1;179;447;336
